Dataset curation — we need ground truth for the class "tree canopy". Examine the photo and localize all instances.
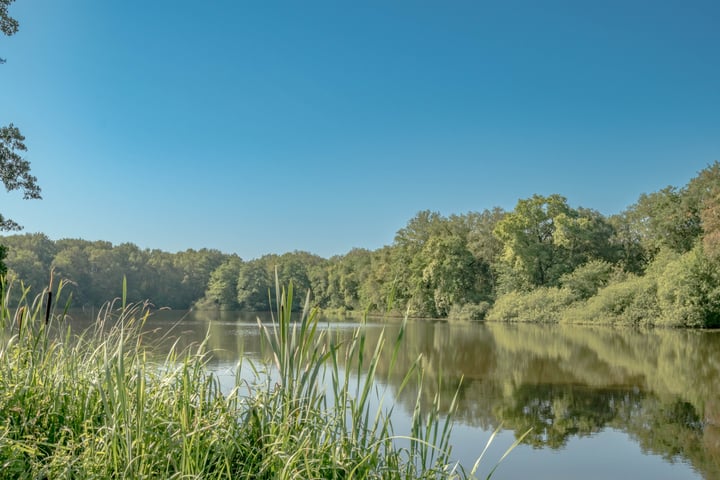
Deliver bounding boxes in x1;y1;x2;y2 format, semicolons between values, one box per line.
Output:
493;194;615;290
1;0;41;274
2;161;720;327
0;124;41;230
0;0;19;63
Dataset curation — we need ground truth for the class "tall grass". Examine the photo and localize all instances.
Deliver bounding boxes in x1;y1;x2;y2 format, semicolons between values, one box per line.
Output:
0;274;511;478
0;277;243;479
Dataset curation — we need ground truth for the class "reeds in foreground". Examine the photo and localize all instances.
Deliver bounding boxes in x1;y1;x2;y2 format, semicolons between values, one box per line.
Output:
0;275;514;478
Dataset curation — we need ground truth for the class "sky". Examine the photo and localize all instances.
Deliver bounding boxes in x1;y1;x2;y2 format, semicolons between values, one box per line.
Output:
2;0;719;260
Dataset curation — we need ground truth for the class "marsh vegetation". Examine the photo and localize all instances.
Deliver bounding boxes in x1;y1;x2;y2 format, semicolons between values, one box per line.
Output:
0;278;502;479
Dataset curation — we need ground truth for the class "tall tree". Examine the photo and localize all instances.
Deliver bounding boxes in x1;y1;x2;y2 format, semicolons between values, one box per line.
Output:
1;1;41;273
625;187;699;255
203;256;243;309
465;208;506;300
494;194;615;290
686;162;720;259
420;234;480;316
236;259;273;311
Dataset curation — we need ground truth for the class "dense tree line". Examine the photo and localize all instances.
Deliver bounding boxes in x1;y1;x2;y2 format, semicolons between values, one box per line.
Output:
0;237;229;309
2;162;719;326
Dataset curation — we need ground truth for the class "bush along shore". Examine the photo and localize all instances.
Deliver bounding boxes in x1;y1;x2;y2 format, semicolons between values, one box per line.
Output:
0;276;518;479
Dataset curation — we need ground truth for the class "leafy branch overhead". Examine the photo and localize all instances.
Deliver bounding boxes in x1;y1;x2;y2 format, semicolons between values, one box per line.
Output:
1;0;41;232
0;126;41;232
0;0;18;36
0;0;19;63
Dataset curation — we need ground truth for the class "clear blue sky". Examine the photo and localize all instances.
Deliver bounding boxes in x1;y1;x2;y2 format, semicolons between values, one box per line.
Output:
2;0;719;259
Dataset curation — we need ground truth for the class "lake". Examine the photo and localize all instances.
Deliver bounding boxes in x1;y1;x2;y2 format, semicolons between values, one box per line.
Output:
71;308;720;479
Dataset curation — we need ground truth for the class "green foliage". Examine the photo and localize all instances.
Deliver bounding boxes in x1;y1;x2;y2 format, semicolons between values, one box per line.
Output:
491;240;720;328
701;190;720;259
0;0;19;37
0;125;40;226
3;164;720;327
656;246;720;327
447;301;490;321
199;255;243;309
621;162;720;260
692;162;720;259
236;260;272;311
487;287;576;323
235;252;326;312
487;164;720;327
493;194;570;289
0;243;6;276
494;194;615;290
607;211;649;274
559;260;614;300
559;273;659;325
420;234;482;317
383;210;502;318
324;248;373;310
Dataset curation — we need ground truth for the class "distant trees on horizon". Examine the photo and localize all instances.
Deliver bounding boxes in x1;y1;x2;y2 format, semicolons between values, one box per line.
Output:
2;161;719;327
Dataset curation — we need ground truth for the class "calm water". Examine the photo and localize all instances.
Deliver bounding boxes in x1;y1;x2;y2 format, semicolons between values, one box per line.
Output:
72;309;720;479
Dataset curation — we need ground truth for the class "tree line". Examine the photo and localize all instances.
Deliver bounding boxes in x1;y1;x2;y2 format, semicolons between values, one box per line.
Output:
1;162;719;326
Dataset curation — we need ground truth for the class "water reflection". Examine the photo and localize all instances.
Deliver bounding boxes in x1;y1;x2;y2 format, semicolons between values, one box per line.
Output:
70;309;720;478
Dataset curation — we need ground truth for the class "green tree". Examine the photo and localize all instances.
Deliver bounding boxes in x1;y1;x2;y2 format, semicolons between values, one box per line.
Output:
494;194;572;289
608;210;649;274
420;234;480;316
626;187;699;255
656;246;720;327
618;163;720;262
236;260;272;311
0;233;56;301
172;248;227;307
274;251;325;309
202;256;243;309
494;194;615;290
358;246;396;313
143;249;185;307
465;208;506;297
326;248;373;310
0;125;40;232
1;2;41;274
686;162;720;259
52;244;92;306
390;211;447;315
701;191;720;259
85;243;132;303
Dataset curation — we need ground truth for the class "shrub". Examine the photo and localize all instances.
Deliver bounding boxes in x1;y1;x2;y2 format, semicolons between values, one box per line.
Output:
447;301;491;321
487;287;575;323
559;260;614;300
560;274;659;325
656;247;720;327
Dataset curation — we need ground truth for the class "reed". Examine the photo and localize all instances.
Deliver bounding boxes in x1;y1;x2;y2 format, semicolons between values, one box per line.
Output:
0;274;513;478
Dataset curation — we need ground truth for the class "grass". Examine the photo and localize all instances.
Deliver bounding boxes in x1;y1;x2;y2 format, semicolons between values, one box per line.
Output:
0;274;515;479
